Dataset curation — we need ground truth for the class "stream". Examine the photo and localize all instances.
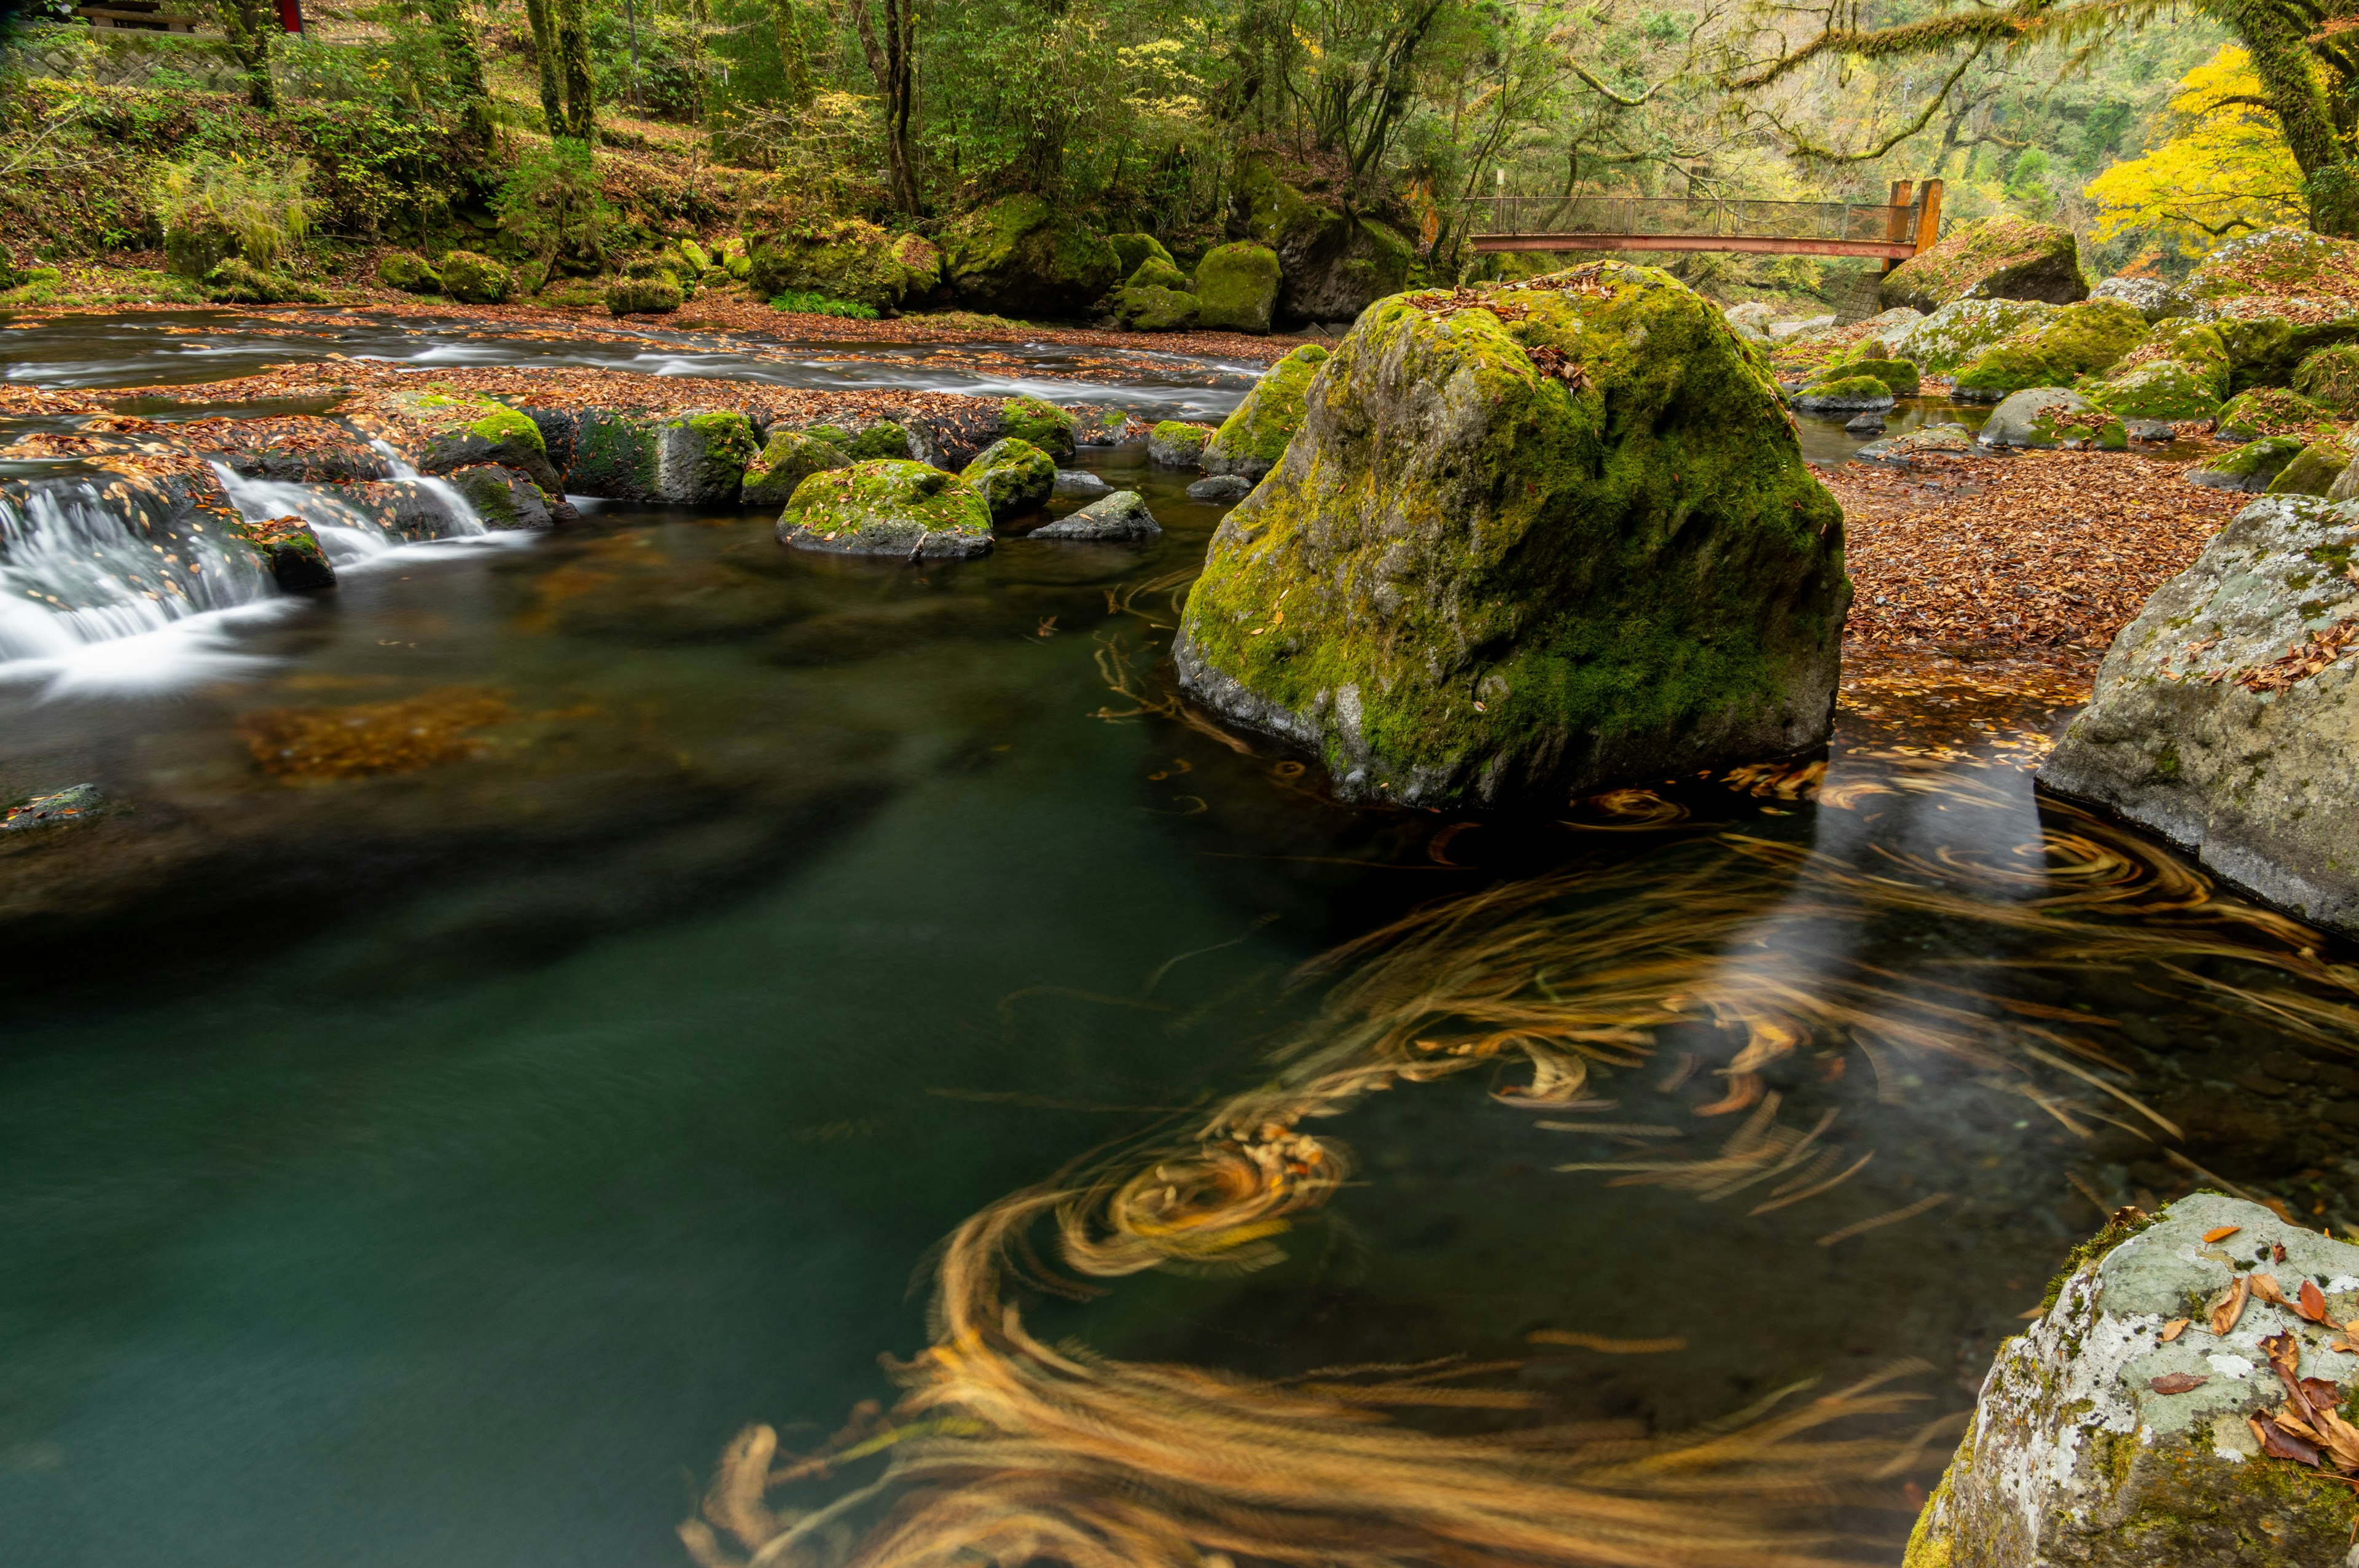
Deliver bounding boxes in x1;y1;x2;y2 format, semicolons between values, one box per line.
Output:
1;310;2352;1568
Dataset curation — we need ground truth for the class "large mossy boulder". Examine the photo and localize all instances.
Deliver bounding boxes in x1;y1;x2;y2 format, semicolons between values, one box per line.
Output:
1790;375;1894;413
939;195;1121;318
376;250;442;295
607;274;684;316
2267;428;2359;497
1194;243;1281;334
1976;387;2127;451
2181;228;2359;389
1172;265;1848;806
440;250;512;305
745;218;939;311
1111;284;1200;332
2040;493;2359;934
446;464;559;529
997;396;1078;461
1203;343;1328;479
740;428;852;507
960;437;1056;520
1126;255;1190;292
1906;1195;2359;1568
1878;216;2087;314
348;387;562;493
777;461;995;558
569;408;758;503
1887;297;2060;374
1234;154;1417;324
2085;320;2232;422
1107;233;1176;278
1810;356;1919;396
1952;298;2149;402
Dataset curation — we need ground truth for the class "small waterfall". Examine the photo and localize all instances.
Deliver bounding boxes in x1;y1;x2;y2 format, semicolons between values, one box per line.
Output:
367;442;488;539
0;481;274;663
211;463;399;567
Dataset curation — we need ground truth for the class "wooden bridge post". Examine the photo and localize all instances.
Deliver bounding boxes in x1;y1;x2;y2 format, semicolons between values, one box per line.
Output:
1917;179;1944;253
1880;181;1912;274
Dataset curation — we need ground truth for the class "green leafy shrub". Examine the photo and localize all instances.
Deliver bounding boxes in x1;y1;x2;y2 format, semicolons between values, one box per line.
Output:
152;155;315;280
495;139;614;283
767;289;879;320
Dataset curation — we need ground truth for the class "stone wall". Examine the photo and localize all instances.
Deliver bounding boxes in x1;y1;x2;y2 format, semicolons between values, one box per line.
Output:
3;23;249;93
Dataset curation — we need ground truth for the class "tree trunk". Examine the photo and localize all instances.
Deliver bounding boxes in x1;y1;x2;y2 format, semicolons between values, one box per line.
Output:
2229;4;2359;235
216;0;278;112
522;0;567;136
555;0;597;142
851;0;921;214
770;0;813;107
418;0;491;144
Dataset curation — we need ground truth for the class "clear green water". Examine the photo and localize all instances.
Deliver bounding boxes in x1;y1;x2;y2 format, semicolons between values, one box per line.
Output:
2;318;2355;1568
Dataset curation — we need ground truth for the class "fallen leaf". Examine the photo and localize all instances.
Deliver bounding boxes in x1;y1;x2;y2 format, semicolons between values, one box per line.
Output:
2300;1376;2345;1411
2274;1242;2288;1262
2253;1273;2288;1306
2204;1224;2244;1243
2160;1317;2191;1342
2149;1371;2210;1394
2298;1279;2330;1323
2255;1413;2323;1464
2213;1273;2253;1336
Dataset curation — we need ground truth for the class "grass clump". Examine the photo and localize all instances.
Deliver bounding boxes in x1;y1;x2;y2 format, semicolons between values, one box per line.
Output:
768;289;880;320
152;154;316;279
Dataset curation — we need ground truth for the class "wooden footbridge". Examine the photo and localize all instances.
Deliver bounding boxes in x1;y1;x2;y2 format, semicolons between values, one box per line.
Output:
1468;179;1944;265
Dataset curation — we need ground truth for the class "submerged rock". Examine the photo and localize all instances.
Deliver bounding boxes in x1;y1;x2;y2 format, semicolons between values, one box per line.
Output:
1030;490;1160;541
1978;388;2127;451
2040;494;2358;935
1186;474;1252;502
1052;469;1109;497
960;437;1056;520
1908;1195;2359;1568
1148;421;1215;467
1855;424;1978;463
1844;412;1885;435
740;429;853;507
777;461;994;559
1;784;108;833
1879;216;2087;313
1173;264;1848;806
1203;343;1328;480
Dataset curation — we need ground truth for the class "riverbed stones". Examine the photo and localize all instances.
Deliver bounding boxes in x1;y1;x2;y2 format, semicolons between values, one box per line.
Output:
1173;263;1848;806
568;409;758;504
1052;468;1109;497
960;437;1055;520
1203;344;1328;480
1855;423;1978;464
740;429;852;507
1030;490;1160;541
1906;1195;2359;1568
1879;216;2087;313
1844;412;1885;435
446;464;559;529
1148;421;1215;467
1186;474;1252;502
777;460;994;559
349;388;563;493
2039;494;2358;935
744;219;939;312
1978;388;2127;451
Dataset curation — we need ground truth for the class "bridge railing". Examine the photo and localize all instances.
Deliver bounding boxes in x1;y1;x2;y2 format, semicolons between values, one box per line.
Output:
1462;193;1920;245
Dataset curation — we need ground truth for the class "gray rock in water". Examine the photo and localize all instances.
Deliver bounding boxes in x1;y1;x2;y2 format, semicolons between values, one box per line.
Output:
1030;490;1160;541
1186;474;1253;502
1910;1194;2359;1568
2;783;106;832
1844;412;1887;435
2124;418;2178;443
2092;274;2184;322
1978;387;2123;450
447;464;557;529
2039;494;2358;937
1853;424;1980;464
1052;468;1111;498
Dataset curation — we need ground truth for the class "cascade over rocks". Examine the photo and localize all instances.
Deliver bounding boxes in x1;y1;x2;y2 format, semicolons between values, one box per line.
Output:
2040;494;2359;937
1907;1195;2359;1568
348;388;563;493
1878;216;2088;314
1173;263;1849;806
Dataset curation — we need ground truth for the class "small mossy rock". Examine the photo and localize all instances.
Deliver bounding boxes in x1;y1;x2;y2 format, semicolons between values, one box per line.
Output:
939;195;1120;318
1816;356;1919;396
2266;430;2359;497
1172;265;1847;807
1887;298;2060;374
998;396;1079;461
2216;386;2332;442
2187;434;2308;493
1031;490;1160;541
1234;154;1418;322
2084;322;2233;421
799;421;911;462
1952;298;2150;402
440;250;512;305
607;275;684;316
1205;343;1329;479
1112;285;1201;332
2041;494;2359;932
351;388;561;493
743;218;937;311
376;251;442;295
1195;243;1282;335
741;429;854;506
201;257;326;305
1;783;109;833
1148;421;1215;467
2090;273;2183;321
1071;406;1127;447
446;464;558;529
960;437;1057;520
1791;376;1894;412
1906;1194;2359;1568
242;514;335;590
2291;343;2359;415
678;239;713;273
1879;216;2087;313
1977;387;2127;451
1107;233;1176;278
1127;256;1191;292
778;460;994;558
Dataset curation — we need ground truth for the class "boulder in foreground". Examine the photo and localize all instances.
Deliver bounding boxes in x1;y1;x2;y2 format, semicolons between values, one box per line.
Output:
778;461;993;559
2039;494;2358;937
1907;1195;2359;1568
1173;264;1849;806
1203;343;1328;479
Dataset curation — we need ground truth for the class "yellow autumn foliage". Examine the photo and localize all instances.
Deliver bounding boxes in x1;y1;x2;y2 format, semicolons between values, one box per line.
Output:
2083;45;2307;255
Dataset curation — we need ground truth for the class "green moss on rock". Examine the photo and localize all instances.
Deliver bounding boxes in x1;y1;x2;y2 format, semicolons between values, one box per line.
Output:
376;251;441;295
2291;344;2359;415
1108;233;1176;278
1173;263;1848;806
960;436;1056;519
998;396;1078;461
939;195;1120;318
2188;434;2307;491
1148;420;1214;466
2216;386;2331;440
1880;216;2087;313
608;275;684;315
1194;243;1282;334
744;218;937;311
1816;356;1919;395
440;250;512;304
778;460;994;558
1205;343;1328;478
1954;298;2149;401
356;387;561;492
2266;429;2359;496
1888;298;2059;373
1127;256;1191;291
1791;375;1894;410
2086;323;2232;421
1112;284;1201;332
798;421;910;462
741;429;853;507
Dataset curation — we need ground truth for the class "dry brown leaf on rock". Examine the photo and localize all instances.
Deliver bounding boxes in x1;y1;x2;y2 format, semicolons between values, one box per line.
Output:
2212;1273;2253;1336
2148;1372;2209;1394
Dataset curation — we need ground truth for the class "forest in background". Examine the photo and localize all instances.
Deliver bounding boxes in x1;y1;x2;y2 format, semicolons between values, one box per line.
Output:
0;0;2344;308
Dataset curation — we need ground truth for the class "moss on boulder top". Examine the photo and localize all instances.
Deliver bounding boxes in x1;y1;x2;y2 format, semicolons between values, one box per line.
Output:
2085;320;2231;423
1148;421;1214;466
2216;386;2333;441
1813;356;1919;396
349;386;561;493
440;251;512;305
1791;375;1895;412
1195;243;1282;335
998;396;1078;461
2266;427;2359;496
1127;256;1190;292
2183;226;2359;306
1204;344;1328;479
1879;216;2087;314
741;427;851;508
1887;298;2059;374
1111;285;1200;332
745;217;939;311
1108;233;1176;278
1172;263;1848;806
1952;298;2149;402
2186;434;2308;492
377;251;441;295
608;275;684;316
2292;344;2359;415
939;195;1121;318
778;460;994;558
960;437;1056;519
1234;154;1418;322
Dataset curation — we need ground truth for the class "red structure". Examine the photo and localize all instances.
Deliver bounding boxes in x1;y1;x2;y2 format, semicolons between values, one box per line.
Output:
277;0;303;33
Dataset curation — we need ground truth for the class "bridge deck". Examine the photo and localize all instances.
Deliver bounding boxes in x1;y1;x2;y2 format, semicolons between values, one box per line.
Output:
1464;185;1942;262
1474;233;1917;259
